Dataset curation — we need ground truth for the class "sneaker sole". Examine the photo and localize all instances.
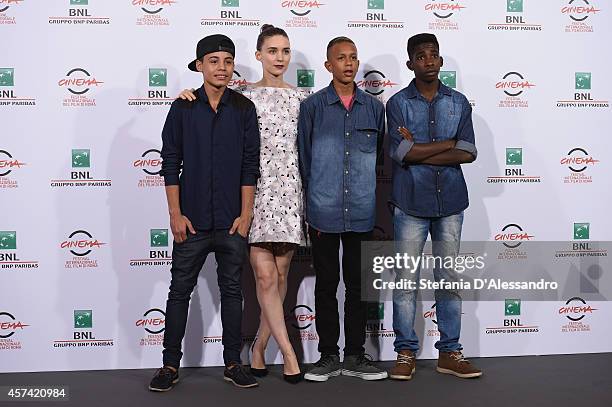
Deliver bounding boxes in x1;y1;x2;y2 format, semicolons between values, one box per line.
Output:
304;369;341;382
341;369;388;381
436;367;482;379
223;376;259;388
389;367;415;381
148;378;179;392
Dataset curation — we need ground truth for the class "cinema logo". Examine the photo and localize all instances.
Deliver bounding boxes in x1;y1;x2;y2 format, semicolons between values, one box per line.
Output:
559;297;596;333
488;0;542;31
562;0;599;33
487;148;541;184
228;70;252;89
283;0;324;28
485;299;539;335
494;223;532;261
61;229;107;269
0;0;23;25
129;229;172;269
556;72;609;109
425;0;466;31
54;310;114;348
136;308;165;346
134;148;164;187
0;311;29;351
58;68;103;107
0;68;37;107
0;150;26;189
423;303;440;337
201;0;260;27
0;231;39;270
49;0;111;25
555;222;608;258
347;0;404;29
356;70;398;102
496;71;535;108
439;70;476;107
560;147;599;184
286;304;318;341
50;149;111;188
132;0;176;26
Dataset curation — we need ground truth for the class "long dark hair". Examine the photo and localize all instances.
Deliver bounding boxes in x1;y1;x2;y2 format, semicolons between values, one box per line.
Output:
256;24;289;51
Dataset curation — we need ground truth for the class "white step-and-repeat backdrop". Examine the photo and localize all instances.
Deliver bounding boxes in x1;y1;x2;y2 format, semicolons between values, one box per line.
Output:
1;0;611;372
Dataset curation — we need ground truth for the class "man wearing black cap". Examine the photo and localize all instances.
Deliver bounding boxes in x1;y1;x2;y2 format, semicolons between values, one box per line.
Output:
149;34;260;391
386;33;481;380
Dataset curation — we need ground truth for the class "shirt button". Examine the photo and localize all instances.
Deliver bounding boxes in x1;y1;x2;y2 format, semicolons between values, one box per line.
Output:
345;132;350;136
345;170;349;174
430;120;435;124
346;151;349;155
438;189;441;192
345;208;348;212
346;113;349;117
345;189;348;193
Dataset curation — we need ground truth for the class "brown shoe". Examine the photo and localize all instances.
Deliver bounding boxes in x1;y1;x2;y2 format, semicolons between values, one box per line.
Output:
389;350;416;380
437;351;482;378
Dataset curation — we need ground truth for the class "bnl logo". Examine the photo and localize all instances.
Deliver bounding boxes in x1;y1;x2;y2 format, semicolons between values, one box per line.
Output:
366;302;385;331
367;0;386;21
71;149;93;180
439;71;456;88
504;299;521;327
148;68;169;99
506;0;525;24
69;0;91;17
572;223;593;252
150;229;170;259
505;148;524;176
73;310;95;340
0;68;16;99
297;70;315;88
574;72;593;101
0;231;18;262
221;0;241;19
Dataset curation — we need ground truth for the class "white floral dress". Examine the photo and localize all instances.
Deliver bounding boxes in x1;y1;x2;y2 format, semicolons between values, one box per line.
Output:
237;85;308;245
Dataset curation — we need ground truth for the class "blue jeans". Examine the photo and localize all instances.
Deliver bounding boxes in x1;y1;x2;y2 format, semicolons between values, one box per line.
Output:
392;206;464;353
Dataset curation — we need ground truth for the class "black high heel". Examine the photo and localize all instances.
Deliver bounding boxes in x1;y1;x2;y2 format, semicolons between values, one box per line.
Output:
250;367;269;377
283;372;303;384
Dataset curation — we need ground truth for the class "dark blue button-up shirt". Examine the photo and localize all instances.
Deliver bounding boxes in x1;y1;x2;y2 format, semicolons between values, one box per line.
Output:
160;86;260;230
298;83;385;233
387;80;477;218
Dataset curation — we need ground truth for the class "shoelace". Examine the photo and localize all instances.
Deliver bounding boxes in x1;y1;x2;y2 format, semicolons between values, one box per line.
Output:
314;355;336;367
157;367;176;378
356;353;376;367
450;352;469;363
397;353;415;365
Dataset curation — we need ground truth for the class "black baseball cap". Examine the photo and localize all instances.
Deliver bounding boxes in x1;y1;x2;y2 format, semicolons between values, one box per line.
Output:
188;34;236;72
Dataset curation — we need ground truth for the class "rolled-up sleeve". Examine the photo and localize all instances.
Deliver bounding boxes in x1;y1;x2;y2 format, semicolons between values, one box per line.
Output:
241;104;261;186
160;102;183;186
297;100;313;191
386;96;413;165
454;98;477;160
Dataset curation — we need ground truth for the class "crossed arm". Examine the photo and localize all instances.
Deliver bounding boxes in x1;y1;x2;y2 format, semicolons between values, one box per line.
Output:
399;127;475;166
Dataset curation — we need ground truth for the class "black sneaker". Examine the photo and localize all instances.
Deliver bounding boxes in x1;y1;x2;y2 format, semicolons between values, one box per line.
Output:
342;353;388;381
149;366;179;392
224;363;259;388
304;354;341;382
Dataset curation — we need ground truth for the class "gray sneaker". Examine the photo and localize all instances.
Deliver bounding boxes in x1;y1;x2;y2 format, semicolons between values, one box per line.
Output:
341;353;388;380
304;354;341;382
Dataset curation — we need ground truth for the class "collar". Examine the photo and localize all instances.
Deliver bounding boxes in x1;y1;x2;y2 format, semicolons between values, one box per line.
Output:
405;79;452;99
197;85;231;106
325;81;367;106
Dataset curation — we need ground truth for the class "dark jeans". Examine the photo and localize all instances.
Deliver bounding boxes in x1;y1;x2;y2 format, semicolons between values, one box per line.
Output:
162;229;246;368
309;227;372;357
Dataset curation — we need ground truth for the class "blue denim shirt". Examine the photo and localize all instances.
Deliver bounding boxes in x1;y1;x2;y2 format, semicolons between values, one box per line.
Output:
298;83;385;233
387;80;477;218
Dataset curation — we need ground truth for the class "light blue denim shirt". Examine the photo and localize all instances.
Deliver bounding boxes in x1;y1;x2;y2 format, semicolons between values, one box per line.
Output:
298;82;385;233
387;79;477;218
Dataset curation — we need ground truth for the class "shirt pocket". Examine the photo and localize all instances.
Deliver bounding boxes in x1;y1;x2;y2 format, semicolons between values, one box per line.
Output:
355;121;378;153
